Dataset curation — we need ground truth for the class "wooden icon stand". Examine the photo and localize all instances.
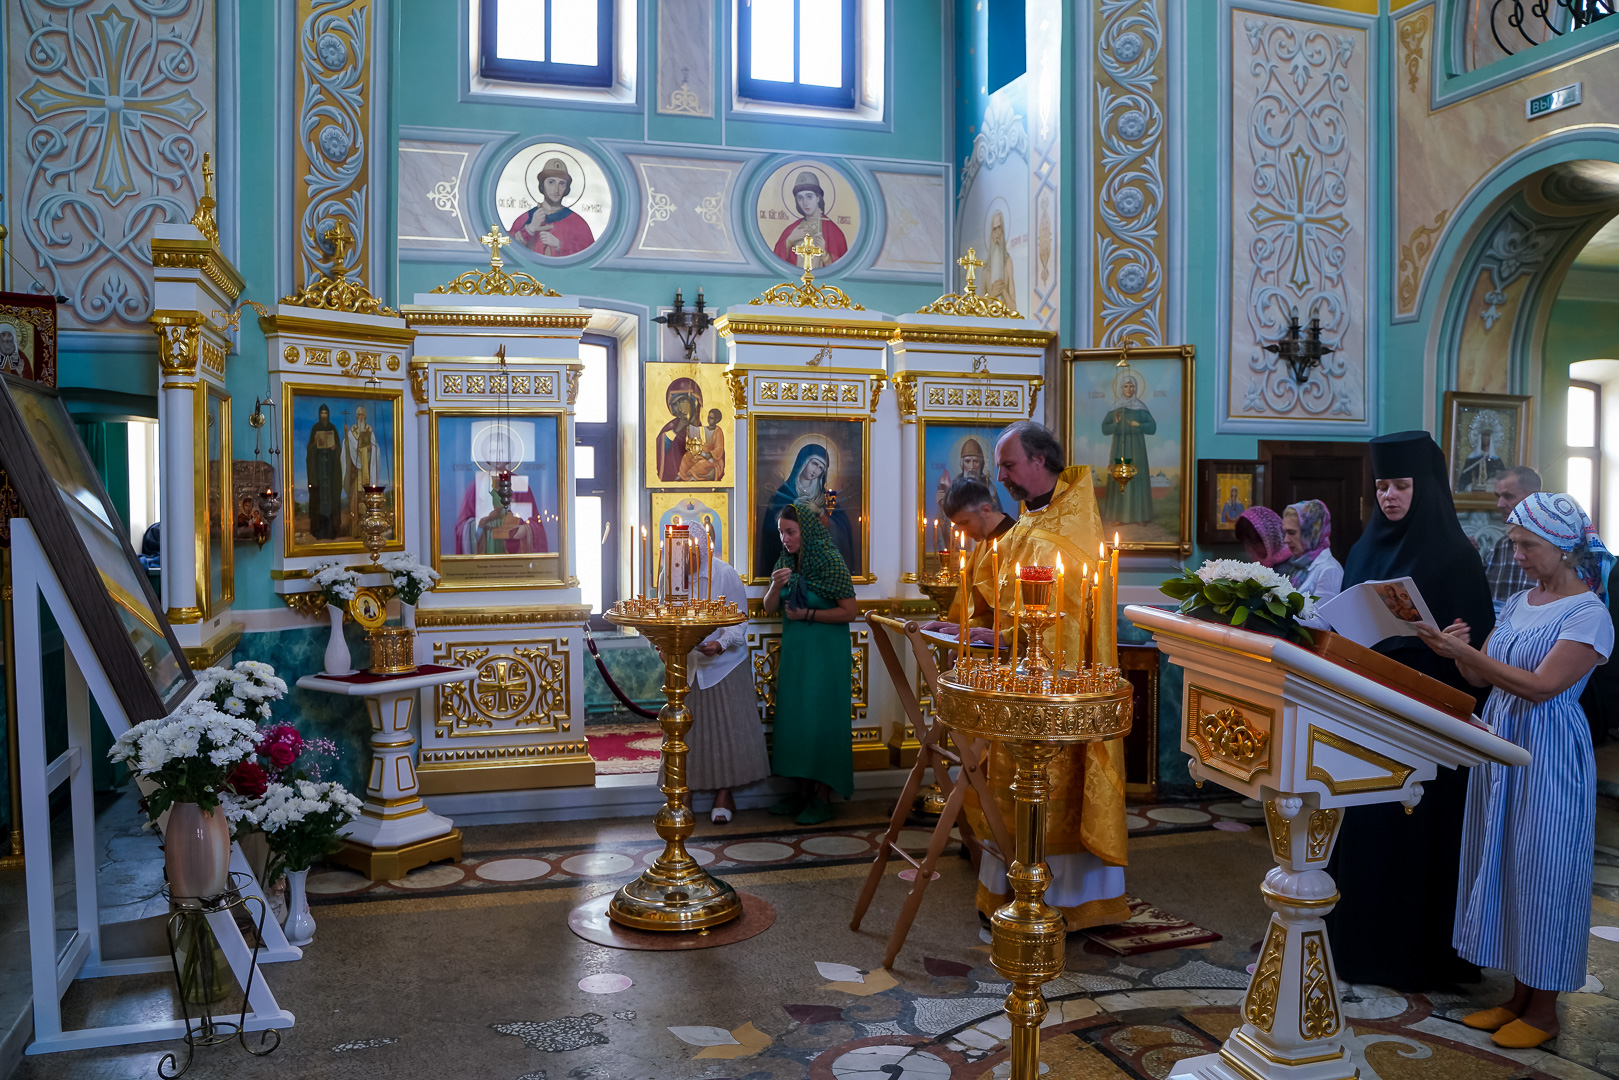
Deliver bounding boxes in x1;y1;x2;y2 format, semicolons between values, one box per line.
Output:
851;613;1013;969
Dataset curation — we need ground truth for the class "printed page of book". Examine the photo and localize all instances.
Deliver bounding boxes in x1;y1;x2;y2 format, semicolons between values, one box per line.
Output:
1315;576;1438;646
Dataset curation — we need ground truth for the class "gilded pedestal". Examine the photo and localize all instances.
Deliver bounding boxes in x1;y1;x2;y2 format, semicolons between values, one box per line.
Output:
604;600;749;931
933;666;1132;1080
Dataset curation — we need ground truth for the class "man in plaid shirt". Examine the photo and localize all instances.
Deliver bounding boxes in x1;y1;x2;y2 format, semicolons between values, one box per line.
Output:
1480;465;1540;613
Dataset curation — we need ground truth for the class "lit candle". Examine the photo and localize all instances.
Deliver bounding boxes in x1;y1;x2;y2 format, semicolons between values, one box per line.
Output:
1055;555;1065;672
640;525;648;599
991;539;1001;662
1080;563;1091;666
958;552;968;659
1094;569;1103;665
706;521;714;603
1012;562;1021;669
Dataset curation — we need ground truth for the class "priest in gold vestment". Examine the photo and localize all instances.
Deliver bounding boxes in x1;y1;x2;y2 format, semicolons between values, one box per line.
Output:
958;421;1130;928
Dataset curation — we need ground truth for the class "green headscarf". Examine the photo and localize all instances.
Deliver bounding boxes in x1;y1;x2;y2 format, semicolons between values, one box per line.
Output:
774;500;855;603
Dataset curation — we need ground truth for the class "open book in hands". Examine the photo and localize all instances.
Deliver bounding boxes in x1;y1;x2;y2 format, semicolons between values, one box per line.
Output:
1313;577;1440;647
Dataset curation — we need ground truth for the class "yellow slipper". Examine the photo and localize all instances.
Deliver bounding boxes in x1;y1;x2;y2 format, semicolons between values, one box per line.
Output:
1491;1019;1556;1049
1461;1007;1518;1032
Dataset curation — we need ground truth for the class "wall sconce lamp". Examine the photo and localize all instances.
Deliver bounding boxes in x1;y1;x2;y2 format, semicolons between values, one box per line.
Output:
654;287;714;362
1265;307;1335;386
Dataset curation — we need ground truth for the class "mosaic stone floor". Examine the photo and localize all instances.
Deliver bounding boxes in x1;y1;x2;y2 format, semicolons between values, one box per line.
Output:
8;796;1619;1080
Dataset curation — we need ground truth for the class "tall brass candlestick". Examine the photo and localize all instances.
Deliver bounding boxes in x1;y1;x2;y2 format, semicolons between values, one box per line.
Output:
991;539;1001;661
958;553;969;658
1054;557;1065;672
1011;563;1021;668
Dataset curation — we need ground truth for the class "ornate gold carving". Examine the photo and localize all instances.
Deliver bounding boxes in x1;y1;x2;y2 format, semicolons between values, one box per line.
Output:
401;309;591;330
916;247;1024;319
1306;808;1340;862
566;369;581;406
387;354;400;371
280;219;399;317
0;468;24;547
190;151;220;245
724;370;749;413
932;678;1133;741
1399;10;1430;93
717;317;895;342
430;224;561;297
409;365;428;404
412;605;591;628
1187;687;1273;781
278;591;330;618
283;346;299;363
1027;376;1043;417
870;375;886;413
1264;799;1292;862
150;241;246;299
745;629;868;722
1306;727;1416;794
893;372;918;419
749;237;866;311
1244;921;1286;1033
419;741;590;764
165;605;204;624
199;337;226;377
1398;209;1449;311
442;373;463;394
433;639;571;734
305;347;332;367
151;317;202;377
1299;932;1340;1040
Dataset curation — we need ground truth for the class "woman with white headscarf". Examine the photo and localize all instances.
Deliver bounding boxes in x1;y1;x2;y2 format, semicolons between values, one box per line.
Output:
681;524;769;823
1416;492;1613;1050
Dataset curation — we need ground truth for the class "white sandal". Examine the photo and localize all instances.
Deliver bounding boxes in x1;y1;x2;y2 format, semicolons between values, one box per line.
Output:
710;806;733;824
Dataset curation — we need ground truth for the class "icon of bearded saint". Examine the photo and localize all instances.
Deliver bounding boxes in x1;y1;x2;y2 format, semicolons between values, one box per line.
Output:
936;437;1002;515
0;326;34;381
984;211;1015;310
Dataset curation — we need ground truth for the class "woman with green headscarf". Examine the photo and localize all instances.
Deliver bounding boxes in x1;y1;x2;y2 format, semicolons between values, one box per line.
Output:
763;501;859;824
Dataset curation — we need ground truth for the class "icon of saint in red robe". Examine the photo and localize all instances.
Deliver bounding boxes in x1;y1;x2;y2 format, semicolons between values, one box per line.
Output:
772;171;848;268
511;158;596;258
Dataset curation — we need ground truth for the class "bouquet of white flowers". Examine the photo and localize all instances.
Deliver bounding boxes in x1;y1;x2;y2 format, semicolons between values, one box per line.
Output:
1160;559;1319;645
248;779;364;883
107;701;263;817
194;660;288;721
309;562;361;611
379;552;440;606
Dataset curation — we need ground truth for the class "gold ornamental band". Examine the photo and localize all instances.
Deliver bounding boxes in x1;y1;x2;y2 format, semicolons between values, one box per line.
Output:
933;676;1133;742
1229;1030;1348;1068
1257;883;1342;909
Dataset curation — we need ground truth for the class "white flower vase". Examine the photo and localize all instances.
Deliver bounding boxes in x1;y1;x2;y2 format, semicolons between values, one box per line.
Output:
402;602;415;629
323;604;354;676
283;868;316;946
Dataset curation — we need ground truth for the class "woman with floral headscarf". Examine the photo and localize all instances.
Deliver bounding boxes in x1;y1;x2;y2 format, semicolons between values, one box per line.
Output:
1233;506;1294;573
1282;499;1342;600
1417;492;1613;1049
762;501;859;825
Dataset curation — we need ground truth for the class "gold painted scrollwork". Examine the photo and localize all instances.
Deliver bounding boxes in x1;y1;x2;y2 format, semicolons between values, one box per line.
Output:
1244;921;1286;1033
1398;10;1430;93
152;317;202;377
433;640;571;733
1200;708;1269;763
724;370;749;413
1299;932;1340;1039
1264;799;1292;862
892;372;917;419
1306;808;1340;862
1398;209;1449;312
409;365;428;404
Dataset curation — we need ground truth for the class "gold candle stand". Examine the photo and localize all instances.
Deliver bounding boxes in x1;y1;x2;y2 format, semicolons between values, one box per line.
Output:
933;662;1132;1080
603;597;749;931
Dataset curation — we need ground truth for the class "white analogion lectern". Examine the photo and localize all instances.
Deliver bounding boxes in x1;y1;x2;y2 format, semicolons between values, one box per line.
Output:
1123;606;1529;1080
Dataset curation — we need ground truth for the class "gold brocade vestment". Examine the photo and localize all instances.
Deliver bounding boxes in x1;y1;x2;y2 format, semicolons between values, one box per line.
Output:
961;465;1130;927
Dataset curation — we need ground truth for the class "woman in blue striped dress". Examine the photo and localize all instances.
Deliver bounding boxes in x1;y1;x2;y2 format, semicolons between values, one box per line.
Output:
1416;492;1612;1049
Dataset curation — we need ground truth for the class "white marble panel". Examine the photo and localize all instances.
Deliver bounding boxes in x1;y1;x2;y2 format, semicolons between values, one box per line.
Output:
657;0;713;117
7;0;215;331
625;154;745;263
871;171;948;275
397;141;482;249
1228;10;1368;423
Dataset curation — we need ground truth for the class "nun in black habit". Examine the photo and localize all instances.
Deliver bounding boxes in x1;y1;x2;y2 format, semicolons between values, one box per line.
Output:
1326;431;1495;990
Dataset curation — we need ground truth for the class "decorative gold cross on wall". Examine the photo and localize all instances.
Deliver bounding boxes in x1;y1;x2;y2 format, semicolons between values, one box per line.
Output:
958;247;984;293
480;223;513;270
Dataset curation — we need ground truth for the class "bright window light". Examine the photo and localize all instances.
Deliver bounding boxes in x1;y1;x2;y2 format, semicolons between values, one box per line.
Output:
576;343;609;424
1568;385;1597;447
495;0;547;61
575;495;603;613
1568;456;1594;514
552;2;599;66
751;0;795;81
576;444;596;480
799;3;843;87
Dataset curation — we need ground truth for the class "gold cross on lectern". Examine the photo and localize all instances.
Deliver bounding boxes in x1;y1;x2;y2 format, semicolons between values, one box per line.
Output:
480;223;513;270
958;247;984;294
792;235;825;275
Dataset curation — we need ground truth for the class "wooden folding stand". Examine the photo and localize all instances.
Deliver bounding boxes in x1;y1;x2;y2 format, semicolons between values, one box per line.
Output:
852;613;1013;969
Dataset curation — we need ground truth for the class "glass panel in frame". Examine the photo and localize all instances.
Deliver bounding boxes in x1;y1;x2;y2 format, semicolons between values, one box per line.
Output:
281;384;404;557
198;385;233;617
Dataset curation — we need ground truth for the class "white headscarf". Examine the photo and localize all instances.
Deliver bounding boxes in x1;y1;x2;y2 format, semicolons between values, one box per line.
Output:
684;524;751;691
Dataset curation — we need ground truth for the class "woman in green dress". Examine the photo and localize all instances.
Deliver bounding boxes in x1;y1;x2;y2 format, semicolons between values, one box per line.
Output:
762;501;859;824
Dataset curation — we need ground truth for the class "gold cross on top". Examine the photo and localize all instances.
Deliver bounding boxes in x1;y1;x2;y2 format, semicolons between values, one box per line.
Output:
792;235;825;276
323;218;356;268
480;223;513;269
958;247;984;293
200;151;214;199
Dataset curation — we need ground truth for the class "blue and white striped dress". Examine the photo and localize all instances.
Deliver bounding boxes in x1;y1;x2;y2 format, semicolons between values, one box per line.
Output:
1454;589;1612;992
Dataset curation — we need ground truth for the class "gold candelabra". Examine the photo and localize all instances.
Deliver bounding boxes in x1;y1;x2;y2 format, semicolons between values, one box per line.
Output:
932;563;1132;1080
359;484;390;562
605;527;747;929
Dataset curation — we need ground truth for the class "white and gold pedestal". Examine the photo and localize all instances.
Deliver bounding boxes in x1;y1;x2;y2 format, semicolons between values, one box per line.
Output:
1122;606;1531;1080
296;666;475;879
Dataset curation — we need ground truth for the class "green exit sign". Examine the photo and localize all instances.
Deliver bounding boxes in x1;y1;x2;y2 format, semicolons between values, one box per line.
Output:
1527;83;1582;120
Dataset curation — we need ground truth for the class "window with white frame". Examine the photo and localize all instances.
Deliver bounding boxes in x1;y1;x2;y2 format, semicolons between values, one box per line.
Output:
1568;378;1601;521
733;0;882;120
